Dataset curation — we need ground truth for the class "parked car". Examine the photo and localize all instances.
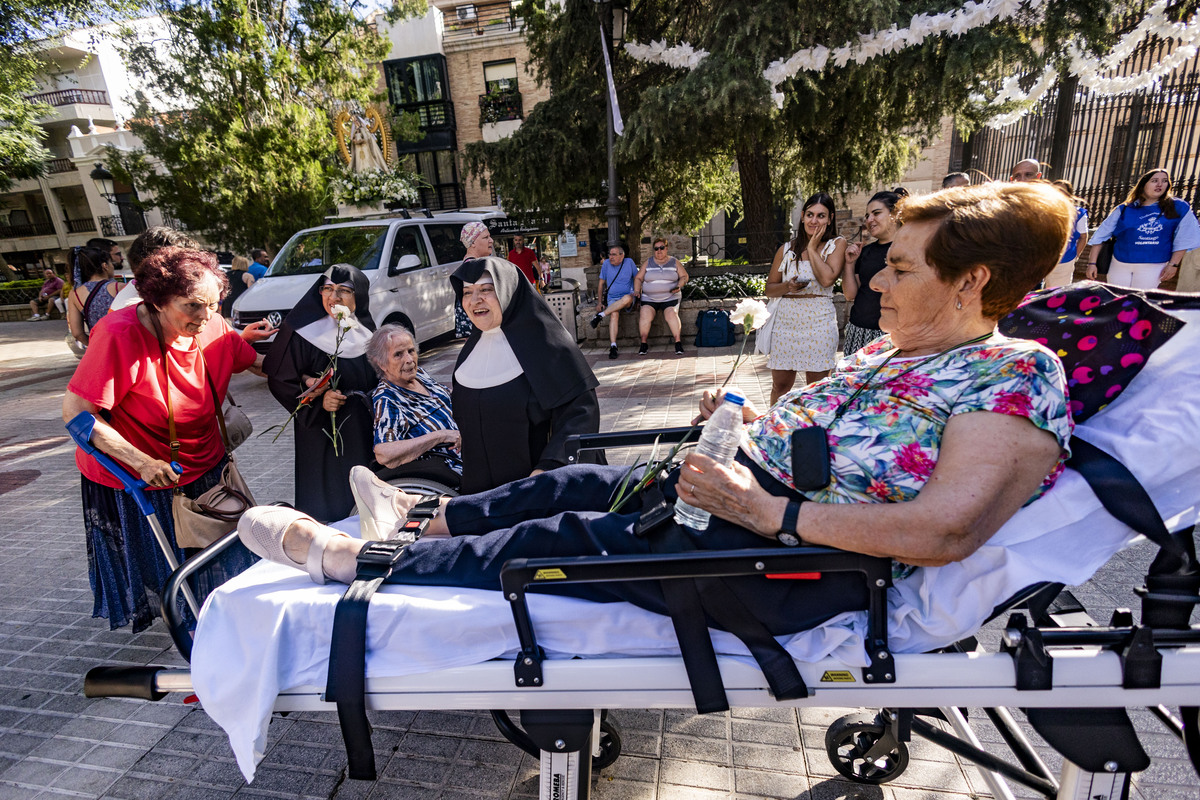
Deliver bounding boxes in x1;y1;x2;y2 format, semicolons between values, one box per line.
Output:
231;213;494;351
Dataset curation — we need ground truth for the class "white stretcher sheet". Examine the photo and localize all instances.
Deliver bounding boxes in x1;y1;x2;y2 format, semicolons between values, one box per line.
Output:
193;309;1200;781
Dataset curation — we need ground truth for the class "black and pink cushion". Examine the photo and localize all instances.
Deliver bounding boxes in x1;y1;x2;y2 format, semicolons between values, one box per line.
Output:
999;281;1195;423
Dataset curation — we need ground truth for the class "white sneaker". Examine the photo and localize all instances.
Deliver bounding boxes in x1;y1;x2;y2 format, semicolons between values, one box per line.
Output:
29;314;41;321
350;465;407;541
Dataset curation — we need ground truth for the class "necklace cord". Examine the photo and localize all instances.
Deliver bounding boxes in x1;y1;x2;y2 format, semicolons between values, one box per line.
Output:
831;331;993;422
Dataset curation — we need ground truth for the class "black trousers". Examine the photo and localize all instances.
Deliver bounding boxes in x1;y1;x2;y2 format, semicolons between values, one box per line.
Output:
380;464;869;637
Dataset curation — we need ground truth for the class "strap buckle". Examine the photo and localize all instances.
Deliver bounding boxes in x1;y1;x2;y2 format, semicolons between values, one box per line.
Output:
354;540;409;580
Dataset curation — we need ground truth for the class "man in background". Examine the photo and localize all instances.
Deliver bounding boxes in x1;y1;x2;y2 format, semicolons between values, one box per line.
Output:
1010;159;1043;182
506;234;539;285
942;172;970;189
249;249;271;280
29;267;64;320
591;243;637;360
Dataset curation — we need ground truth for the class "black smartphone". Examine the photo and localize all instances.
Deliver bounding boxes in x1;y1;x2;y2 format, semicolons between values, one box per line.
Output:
791;426;831;491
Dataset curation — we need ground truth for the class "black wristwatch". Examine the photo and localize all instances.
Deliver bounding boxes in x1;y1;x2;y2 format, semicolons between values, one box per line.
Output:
776;500;803;547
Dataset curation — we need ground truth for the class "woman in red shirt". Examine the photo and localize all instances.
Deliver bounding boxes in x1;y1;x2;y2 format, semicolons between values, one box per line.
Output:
62;247;273;631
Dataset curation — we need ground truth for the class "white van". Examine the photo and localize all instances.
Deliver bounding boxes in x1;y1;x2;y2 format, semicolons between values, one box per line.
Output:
230;212;493;349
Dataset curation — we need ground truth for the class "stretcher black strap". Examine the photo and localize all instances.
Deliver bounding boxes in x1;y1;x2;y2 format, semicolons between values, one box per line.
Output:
1067;436;1189;563
648;522;808;712
1068;436;1200;629
648;531;728;714
326;539;415;781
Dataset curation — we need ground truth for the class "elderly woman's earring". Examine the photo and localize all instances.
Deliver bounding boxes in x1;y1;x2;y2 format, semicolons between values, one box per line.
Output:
956;299;963;310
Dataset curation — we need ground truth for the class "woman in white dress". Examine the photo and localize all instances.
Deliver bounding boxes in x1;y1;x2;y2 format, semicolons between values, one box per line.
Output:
764;192;845;404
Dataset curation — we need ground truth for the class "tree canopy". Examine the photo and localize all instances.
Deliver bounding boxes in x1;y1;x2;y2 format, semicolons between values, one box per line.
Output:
0;0;135;192
109;0;424;251
464;0;1121;260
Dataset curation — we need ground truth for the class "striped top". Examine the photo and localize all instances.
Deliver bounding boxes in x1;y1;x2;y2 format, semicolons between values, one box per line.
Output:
372;368;462;472
641;257;682;303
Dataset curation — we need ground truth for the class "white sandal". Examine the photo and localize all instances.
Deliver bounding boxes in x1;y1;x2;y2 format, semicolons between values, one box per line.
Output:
238;506;348;585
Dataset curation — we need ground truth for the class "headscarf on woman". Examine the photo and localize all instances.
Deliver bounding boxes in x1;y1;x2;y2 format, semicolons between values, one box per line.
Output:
449;257;601;491
263;264;378;521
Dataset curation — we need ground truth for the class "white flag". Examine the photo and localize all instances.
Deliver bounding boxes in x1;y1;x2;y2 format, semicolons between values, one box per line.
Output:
600;24;624;136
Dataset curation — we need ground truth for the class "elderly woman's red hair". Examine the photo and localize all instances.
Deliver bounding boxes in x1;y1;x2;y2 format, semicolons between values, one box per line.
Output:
136;246;229;310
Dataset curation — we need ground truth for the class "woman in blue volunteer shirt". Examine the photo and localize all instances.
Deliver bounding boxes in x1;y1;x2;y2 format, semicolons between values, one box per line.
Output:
1046;180;1088;288
1086;168;1200;289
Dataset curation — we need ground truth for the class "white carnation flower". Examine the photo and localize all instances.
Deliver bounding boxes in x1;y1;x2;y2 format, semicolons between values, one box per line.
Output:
331;304;358;331
731;298;770;332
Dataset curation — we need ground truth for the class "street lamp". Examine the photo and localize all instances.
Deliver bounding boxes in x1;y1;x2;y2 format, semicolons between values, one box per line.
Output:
89;163;118;203
595;0;628;249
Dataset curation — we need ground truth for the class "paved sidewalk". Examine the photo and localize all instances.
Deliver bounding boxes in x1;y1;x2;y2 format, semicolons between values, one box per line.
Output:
0;319;1196;799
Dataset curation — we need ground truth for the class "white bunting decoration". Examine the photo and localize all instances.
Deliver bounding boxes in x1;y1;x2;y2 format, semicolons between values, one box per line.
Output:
622;0;1200;119
1067;0;1200;96
983;66;1058;128
623;40;708;70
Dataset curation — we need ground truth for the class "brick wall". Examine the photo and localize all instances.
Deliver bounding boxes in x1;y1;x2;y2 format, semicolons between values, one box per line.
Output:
445;33;549;207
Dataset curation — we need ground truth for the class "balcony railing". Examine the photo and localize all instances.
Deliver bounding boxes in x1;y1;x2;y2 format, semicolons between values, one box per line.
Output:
99;213;148;237
66;217;96;234
27;89;110;107
444;3;518;41
479;89;523;125
0;222;56;239
160;213;189;231
46;158;75;174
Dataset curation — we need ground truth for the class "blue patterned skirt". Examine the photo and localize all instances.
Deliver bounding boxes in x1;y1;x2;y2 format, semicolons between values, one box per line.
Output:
81;457;258;632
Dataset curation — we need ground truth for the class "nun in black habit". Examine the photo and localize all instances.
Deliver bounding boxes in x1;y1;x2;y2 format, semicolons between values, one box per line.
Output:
451;257;601;494
263;264;377;521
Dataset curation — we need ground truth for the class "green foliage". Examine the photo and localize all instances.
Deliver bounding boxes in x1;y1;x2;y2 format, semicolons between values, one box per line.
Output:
0;279;48;290
683;273;766;300
391;110;423;144
109;0;422;251
467;0;1121;262
0;0;136;191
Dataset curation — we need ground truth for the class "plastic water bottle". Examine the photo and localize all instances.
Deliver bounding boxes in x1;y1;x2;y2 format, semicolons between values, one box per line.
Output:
674;390;746;531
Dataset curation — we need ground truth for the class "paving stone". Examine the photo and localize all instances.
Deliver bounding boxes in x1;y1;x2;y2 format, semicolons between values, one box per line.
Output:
662;734;729;764
660;759;733;791
26;736;94;763
732;767;811;798
47;764;120;794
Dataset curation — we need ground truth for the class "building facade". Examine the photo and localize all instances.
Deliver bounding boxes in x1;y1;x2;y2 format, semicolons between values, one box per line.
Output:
0;23;179;278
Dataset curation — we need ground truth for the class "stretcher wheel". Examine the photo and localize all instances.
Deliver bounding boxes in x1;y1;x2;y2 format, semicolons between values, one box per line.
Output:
825;712;909;784
593;717;622;770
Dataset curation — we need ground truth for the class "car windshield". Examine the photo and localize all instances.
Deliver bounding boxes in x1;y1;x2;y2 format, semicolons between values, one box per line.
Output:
268;226;389;276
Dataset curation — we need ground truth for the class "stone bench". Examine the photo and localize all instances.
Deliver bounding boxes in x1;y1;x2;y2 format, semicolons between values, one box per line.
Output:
0;303;59;323
575;296;848;347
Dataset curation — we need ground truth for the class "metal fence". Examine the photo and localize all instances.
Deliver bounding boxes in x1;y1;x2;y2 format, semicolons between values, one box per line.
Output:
952;31;1200;222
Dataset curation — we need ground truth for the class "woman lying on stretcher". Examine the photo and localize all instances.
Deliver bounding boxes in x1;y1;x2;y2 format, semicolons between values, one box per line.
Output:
239;182;1076;637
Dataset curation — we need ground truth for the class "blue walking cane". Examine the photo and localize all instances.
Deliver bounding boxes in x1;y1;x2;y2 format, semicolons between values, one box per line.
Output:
67;411;202;618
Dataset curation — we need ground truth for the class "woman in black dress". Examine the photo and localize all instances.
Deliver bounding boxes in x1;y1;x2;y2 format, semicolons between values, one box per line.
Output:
450;257;600;494
264;264;376;521
841;188;906;355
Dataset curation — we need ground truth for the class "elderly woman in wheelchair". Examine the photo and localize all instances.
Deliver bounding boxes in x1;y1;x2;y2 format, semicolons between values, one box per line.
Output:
360;324;462;513
239;182;1075;636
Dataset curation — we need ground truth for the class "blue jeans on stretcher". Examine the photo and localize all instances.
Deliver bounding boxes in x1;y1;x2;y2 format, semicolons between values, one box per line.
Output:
379;463;869;637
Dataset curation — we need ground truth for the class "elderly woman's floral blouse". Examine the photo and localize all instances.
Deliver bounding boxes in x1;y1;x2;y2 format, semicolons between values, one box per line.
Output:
742;333;1073;506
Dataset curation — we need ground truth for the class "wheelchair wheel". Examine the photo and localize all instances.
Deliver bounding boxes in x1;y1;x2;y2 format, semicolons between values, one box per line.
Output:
593;717;622;770
825;712;909;784
387;476;458;499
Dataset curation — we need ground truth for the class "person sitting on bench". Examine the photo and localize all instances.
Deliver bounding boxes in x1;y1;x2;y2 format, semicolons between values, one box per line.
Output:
238;182;1075;641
